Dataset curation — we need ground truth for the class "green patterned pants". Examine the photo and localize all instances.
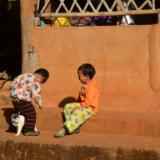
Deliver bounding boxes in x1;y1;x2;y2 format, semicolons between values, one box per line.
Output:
64;103;95;134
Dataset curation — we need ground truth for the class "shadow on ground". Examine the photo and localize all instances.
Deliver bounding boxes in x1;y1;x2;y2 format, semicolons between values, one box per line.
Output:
1;107;16;132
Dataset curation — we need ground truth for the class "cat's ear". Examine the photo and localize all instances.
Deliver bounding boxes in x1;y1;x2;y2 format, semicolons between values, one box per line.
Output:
17;112;20;117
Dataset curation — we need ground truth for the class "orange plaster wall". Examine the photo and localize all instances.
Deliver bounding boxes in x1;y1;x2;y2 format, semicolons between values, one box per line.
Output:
22;0;160;112
29;24;160;112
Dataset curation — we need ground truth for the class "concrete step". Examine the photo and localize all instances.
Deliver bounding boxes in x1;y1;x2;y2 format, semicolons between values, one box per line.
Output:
37;108;160;137
0;80;11;89
1;105;160;137
0;87;12;106
1;88;160;137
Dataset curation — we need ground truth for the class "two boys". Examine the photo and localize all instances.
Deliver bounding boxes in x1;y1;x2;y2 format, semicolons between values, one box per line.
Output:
10;64;99;137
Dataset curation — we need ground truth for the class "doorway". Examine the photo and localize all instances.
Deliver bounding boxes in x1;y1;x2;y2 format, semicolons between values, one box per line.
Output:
0;0;21;80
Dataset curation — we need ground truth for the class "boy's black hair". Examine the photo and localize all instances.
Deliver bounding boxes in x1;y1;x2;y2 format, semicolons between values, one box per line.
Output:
34;68;49;83
78;63;96;79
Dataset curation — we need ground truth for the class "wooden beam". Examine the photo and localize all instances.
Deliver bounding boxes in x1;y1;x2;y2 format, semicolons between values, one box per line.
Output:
40;0;50;15
41;9;160;18
36;0;40;11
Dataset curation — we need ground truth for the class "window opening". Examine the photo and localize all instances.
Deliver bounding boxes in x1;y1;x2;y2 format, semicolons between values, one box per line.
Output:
34;0;160;26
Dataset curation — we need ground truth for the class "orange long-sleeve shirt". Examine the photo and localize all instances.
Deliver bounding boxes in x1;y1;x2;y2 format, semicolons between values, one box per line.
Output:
79;80;100;113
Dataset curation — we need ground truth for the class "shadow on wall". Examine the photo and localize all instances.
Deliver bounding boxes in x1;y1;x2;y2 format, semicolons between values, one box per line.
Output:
58;96;76;108
58;97;76;123
1;107;16;133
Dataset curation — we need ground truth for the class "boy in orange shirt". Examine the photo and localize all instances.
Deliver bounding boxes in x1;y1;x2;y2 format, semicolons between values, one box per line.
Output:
55;63;99;138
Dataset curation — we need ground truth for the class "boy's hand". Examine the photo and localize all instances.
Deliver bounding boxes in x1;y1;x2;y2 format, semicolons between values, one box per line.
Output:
80;86;86;96
39;105;43;110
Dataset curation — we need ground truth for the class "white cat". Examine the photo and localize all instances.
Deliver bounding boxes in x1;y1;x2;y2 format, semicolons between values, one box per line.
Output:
11;113;38;136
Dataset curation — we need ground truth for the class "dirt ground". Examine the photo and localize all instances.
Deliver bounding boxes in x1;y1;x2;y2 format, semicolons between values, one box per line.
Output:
1;128;160;160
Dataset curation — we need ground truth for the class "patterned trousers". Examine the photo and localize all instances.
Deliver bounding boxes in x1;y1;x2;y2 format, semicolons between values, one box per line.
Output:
64;103;95;134
12;100;36;132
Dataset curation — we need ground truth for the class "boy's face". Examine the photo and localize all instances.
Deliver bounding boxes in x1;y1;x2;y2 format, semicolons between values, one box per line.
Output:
78;70;90;84
34;73;45;84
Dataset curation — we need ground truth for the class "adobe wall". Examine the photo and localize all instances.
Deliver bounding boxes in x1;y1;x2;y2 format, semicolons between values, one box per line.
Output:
21;0;160;112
